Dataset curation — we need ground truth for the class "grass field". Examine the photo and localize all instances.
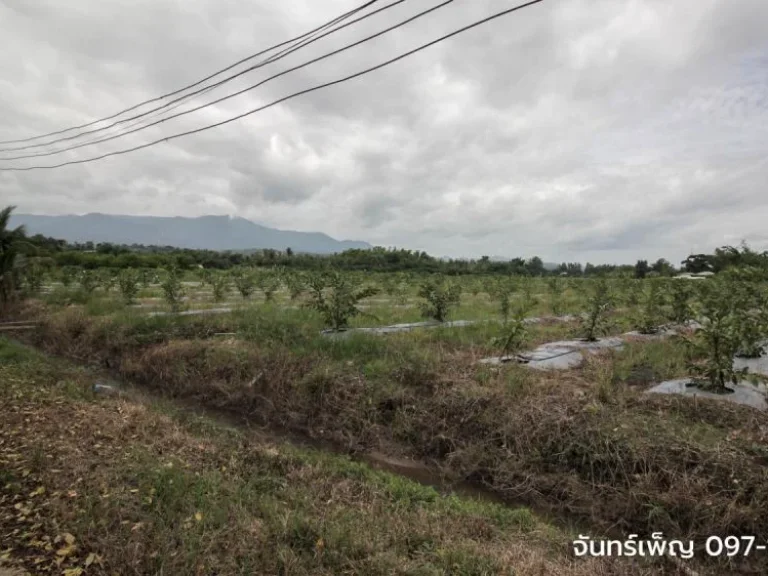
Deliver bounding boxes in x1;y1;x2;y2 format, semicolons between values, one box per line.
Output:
3;271;768;575
1;336;659;576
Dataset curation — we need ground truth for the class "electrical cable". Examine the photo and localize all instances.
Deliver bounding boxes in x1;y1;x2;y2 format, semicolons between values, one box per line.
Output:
0;0;545;172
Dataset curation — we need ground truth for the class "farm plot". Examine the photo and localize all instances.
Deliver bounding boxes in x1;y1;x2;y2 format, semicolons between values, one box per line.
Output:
5;266;768;574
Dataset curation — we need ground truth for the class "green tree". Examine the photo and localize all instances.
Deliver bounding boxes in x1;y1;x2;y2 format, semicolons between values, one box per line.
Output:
547;277;565;316
491;305;529;359
681;254;714;274
162;267;185;312
78;269;98;295
0;206;28;304
577;279;614;341
418;276;461;322
682;279;746;392
307;270;379;331
231;268;256;299
21;259;45;294
284;271;306;301
490;277;517;324
59;266;78;288
668;280;693;325
634;260;650;279
118;268;140;304
631;280;665;334
209;272;230;302
257;269;281;302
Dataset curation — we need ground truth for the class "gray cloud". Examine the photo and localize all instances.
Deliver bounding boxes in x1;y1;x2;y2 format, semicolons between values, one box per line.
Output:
1;0;768;264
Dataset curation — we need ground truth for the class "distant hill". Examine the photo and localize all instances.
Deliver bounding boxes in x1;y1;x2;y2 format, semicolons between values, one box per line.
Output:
11;213;371;254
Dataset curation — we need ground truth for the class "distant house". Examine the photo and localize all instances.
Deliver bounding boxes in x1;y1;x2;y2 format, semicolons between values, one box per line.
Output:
675;272;713;280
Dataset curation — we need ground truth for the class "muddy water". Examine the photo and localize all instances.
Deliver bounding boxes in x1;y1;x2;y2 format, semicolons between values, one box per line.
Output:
18;336;588;534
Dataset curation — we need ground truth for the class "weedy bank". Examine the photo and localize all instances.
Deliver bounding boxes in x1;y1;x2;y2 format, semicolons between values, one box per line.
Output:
4;268;768;574
0;337;670;576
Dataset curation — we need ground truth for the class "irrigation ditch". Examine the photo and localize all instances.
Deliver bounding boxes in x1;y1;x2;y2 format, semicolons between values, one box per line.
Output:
5;307;768;574
4;332;752;575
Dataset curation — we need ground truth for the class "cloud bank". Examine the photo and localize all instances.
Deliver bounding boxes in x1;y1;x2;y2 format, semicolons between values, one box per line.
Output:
1;0;767;264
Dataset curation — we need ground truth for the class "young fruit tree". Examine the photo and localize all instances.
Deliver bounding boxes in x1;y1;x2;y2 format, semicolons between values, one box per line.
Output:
284;271;306;301
520;278;539;312
727;270;768;358
491;303;529;360
209;272;231;302
668;279;693;325
547;277;566;316
118;269;140;304
78;269;98;295
99;269;118;293
257;269;282;302
138;268;156;288
418;276;461;322
490;277;517;324
577;279;615;342
624;280;643;308
681;278;748;393
21;260;45;295
199;268;213;288
307;270;379;331
162;267;185;312
631;280;666;335
59;266;77;288
231;268;256;299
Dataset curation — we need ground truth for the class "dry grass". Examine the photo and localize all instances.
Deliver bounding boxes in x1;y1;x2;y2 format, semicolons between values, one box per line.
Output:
0;337;677;575
8;300;768;573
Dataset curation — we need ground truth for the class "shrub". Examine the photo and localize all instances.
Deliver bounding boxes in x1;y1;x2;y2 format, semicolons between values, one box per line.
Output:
162;267;185;312
418;276;461;322
284;271;306;301
491;305;528;358
307;270;379;331
547;277;565;316
624;280;643;308
729;276;768;358
22;260;45;294
257;270;281;302
682;279;746;392
209;272;230;302
231;269;256;299
58;266;78;288
118;268;140;304
668;280;693;325
138;268;156;288
631;280;666;334
577;279;614;341
78;269;98;295
520;278;539;311
489;277;517;324
199;268;212;287
99;269;118;292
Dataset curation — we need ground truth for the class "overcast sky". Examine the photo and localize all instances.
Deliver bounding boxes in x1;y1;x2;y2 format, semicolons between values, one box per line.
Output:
1;0;767;264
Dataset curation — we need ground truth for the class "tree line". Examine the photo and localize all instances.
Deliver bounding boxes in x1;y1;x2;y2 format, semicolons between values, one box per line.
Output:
4;206;768;282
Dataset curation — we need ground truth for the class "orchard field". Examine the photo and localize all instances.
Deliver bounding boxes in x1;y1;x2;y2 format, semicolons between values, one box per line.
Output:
3;231;768;574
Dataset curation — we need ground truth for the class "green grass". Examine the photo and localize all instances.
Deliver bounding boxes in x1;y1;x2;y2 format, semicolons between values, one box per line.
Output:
0;337;594;576
11;275;768;575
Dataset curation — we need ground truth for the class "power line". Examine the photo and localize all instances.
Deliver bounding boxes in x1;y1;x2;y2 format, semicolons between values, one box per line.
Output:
1;0;451;161
0;0;380;146
0;0;546;172
0;0;409;155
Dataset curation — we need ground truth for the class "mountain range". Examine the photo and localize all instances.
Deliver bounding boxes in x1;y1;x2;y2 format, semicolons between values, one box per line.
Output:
10;213;371;254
